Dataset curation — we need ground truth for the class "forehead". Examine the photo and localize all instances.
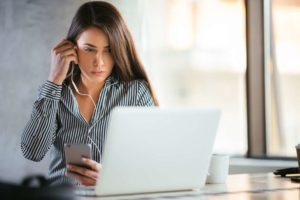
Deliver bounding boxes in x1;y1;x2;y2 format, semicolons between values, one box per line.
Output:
77;26;109;47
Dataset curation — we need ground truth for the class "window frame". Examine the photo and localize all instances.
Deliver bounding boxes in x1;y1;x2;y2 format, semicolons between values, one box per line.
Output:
245;0;297;159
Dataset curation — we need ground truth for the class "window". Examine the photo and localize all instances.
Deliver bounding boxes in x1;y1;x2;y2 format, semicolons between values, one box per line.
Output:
267;0;300;156
114;0;247;155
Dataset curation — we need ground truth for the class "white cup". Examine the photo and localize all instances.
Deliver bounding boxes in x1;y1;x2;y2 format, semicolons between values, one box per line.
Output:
206;154;229;184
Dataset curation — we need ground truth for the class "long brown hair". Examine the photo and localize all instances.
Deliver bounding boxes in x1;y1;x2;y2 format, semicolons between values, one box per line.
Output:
65;1;159;105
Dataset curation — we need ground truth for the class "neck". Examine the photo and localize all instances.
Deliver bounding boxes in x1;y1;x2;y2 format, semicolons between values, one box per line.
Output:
76;76;104;96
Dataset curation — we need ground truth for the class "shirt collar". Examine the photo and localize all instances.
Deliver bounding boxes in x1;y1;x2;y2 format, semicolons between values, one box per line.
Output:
105;73;119;86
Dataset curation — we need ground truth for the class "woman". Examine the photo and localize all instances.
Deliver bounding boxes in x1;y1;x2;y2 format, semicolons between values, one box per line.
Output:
21;1;158;186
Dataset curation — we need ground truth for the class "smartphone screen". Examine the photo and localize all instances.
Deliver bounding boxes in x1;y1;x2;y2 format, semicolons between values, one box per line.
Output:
64;143;92;168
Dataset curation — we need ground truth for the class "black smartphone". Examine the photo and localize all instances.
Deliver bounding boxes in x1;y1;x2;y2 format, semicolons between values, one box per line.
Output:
290;177;300;183
274;167;299;177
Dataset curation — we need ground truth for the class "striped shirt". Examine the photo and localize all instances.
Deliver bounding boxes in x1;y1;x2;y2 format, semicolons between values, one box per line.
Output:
21;75;155;184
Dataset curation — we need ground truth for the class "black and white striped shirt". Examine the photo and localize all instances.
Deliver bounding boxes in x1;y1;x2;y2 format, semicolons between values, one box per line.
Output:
21;75;155;184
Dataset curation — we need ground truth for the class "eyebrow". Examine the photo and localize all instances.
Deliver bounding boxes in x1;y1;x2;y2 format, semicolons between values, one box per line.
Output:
82;43;110;48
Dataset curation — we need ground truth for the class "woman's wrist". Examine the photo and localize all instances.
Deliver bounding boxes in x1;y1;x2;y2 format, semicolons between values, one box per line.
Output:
47;75;64;85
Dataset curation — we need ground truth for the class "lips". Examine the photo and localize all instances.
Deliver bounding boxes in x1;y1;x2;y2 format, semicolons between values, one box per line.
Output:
91;71;105;76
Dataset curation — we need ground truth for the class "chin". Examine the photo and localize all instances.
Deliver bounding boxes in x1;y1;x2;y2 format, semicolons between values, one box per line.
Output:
91;76;108;83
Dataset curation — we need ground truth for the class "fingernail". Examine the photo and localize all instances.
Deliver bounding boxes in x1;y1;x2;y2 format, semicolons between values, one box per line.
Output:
67;165;71;169
82;158;86;161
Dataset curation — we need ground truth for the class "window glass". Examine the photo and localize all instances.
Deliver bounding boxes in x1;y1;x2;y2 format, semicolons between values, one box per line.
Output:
114;0;247;155
268;0;300;156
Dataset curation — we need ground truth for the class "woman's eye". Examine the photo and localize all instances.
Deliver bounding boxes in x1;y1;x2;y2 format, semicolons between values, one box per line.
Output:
104;48;111;53
84;48;95;52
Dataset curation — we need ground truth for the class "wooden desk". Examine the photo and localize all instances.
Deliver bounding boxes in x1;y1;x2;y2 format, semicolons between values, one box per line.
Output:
77;173;300;200
200;173;300;199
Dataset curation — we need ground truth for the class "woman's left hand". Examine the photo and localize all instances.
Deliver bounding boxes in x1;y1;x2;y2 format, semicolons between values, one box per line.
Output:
66;158;101;186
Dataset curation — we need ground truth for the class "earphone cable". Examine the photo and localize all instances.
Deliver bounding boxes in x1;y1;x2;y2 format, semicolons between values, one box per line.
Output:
70;65;102;157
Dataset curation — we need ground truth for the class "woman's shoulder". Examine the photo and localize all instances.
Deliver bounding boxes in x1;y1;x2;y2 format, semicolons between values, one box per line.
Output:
116;79;154;106
106;73;149;90
119;79;149;90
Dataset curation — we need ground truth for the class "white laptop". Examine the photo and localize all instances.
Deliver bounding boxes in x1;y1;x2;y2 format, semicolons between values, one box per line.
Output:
79;107;220;197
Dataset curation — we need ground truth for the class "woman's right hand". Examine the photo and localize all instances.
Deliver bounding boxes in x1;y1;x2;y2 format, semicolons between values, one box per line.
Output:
48;39;78;85
66;158;101;186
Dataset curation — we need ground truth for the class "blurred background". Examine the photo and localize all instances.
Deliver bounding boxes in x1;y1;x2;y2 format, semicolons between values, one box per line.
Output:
0;0;299;182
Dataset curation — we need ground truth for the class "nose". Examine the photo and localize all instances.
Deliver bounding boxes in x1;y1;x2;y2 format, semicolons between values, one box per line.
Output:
94;53;104;67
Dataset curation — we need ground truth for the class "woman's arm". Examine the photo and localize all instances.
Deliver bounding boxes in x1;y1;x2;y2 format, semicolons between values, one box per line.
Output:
21;81;61;161
21;40;78;161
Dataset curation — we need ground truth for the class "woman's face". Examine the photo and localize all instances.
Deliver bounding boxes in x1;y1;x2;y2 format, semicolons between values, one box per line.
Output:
76;26;114;84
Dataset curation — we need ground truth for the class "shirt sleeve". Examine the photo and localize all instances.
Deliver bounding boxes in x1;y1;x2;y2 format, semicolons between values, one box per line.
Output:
137;80;155;106
21;81;62;161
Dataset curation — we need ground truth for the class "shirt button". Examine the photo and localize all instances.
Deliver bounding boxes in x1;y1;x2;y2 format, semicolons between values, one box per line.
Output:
43;113;48;118
51;91;56;95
